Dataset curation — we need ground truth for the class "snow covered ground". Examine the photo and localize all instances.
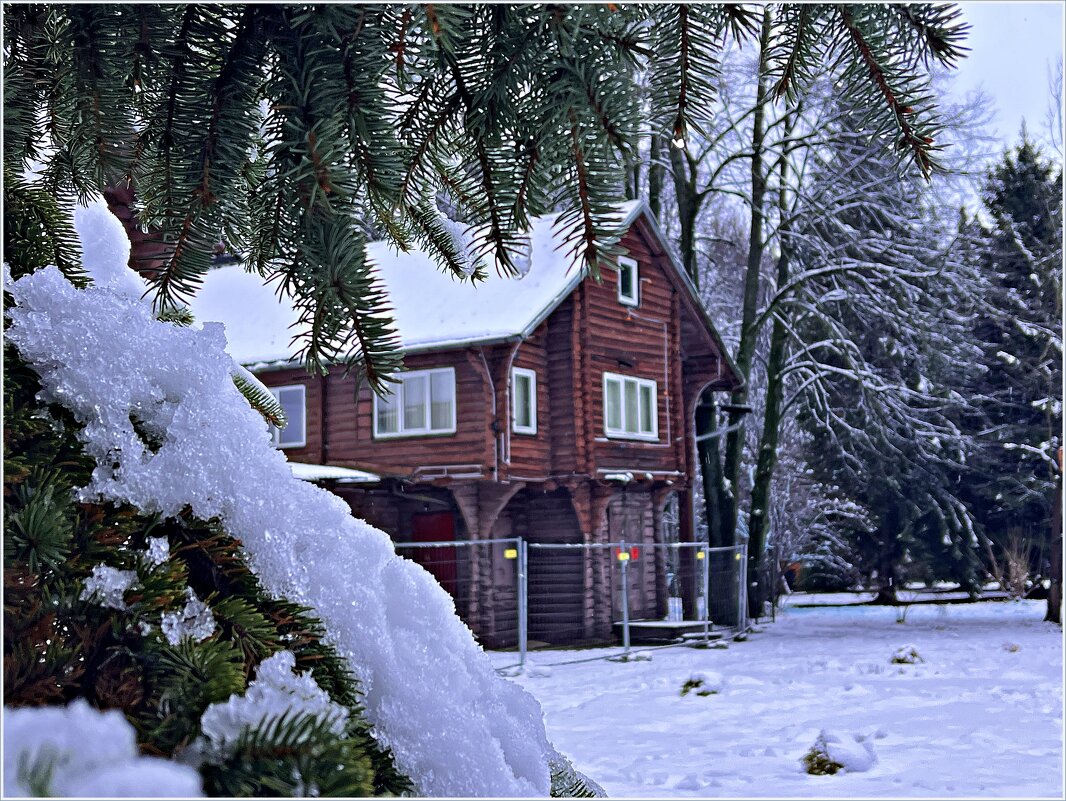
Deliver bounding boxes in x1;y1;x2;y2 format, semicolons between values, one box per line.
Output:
490;601;1063;798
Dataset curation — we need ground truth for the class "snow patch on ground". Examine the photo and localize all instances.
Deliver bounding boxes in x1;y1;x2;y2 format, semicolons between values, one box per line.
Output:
491;602;1063;798
5;267;553;797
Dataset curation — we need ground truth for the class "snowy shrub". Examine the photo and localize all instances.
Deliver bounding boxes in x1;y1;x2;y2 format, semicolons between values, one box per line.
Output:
680;671;724;696
3;700;203;797
891;645;924;664
801;730;877;775
4;266;562;796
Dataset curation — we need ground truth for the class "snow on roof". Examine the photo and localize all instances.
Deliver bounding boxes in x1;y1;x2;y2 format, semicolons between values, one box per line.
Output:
289;462;381;484
190;201;644;367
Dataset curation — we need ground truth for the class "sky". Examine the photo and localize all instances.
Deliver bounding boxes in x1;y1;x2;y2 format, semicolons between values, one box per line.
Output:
950;1;1064;151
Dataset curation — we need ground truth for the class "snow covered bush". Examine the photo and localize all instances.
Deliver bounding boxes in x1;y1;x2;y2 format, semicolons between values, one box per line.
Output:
801;730;878;775
891;645;925;664
3;264;567;796
680;671;724;696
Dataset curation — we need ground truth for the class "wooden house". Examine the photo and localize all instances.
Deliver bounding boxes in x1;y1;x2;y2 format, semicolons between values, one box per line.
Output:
192;201;741;646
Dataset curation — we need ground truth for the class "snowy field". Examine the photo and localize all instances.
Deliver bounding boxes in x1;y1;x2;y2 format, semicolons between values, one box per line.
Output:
490;601;1064;798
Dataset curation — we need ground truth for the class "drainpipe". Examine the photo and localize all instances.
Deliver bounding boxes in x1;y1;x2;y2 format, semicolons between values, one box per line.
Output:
477;348;498;480
502;341;521;465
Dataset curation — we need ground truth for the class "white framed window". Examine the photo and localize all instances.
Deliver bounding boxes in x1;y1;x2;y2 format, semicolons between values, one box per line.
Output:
617;255;639;306
603;372;658;440
373;367;456;438
511;367;537;435
269;385;307;449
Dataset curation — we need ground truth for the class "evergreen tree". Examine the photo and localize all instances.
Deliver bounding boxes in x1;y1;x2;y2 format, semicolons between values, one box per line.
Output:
960;135;1063;616
3;3;968;391
3;309;411;796
789;105;987;600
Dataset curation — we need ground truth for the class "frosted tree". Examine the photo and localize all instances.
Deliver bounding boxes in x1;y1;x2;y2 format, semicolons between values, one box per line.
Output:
958;135;1063;620
639;5;972;615
786;100;994;601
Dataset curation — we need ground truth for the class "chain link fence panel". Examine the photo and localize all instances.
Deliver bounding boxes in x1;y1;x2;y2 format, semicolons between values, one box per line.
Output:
393;537;747;666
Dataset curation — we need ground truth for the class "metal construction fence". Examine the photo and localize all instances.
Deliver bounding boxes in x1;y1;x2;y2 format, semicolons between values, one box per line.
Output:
393;537;748;667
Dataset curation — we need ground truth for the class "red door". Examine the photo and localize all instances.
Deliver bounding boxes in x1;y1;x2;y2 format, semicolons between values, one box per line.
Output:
410;512;458;596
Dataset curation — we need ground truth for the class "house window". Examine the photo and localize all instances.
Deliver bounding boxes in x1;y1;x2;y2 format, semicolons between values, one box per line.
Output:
373;368;456;438
617;255;639;306
269;385;306;449
511;367;537;435
603;372;657;440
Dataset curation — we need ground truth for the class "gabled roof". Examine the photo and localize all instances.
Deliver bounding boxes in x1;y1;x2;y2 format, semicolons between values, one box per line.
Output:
190;201;739;384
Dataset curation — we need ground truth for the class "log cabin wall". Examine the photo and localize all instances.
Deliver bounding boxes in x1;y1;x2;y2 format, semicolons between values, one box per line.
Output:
603;491;661;619
501;322;552;481
324;350;493;478
546;296;579;477
582;222;690;480
254;367;324;464
501;486;589;644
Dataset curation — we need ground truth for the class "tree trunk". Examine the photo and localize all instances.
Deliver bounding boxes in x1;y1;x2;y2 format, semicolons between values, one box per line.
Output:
102;183;170;280
648;134;665;222
1046;460;1062;623
669;143;701;282
746;263;790;617
696;399;729;549
721;6;773;546
874;505;902;604
746;111;796;619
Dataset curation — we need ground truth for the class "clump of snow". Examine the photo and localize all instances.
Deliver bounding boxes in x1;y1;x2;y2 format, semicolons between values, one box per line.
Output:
3;699;203;797
195;651;347;761
5;266;554;797
1002;641;1021;652
436;213;479;276
79;564;137;610
145;536;169;567
161;587;216;646
801;730;878;775
510;234;533;276
891;644;924;664
680;671;724;696
72;196;148;302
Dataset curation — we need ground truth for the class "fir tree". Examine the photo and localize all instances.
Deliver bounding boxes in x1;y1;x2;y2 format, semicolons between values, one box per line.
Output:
788;102;987;600
3;3;969;391
960;134;1063;616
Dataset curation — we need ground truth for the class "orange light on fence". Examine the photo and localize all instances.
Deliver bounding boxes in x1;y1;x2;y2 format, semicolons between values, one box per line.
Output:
504;548;518;559
616;550;630;562
696;550;705;560
735;552;742;561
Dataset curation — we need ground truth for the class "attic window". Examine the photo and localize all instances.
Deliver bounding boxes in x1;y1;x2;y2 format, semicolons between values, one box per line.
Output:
617;256;639;307
269;385;306;449
511;367;537;435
